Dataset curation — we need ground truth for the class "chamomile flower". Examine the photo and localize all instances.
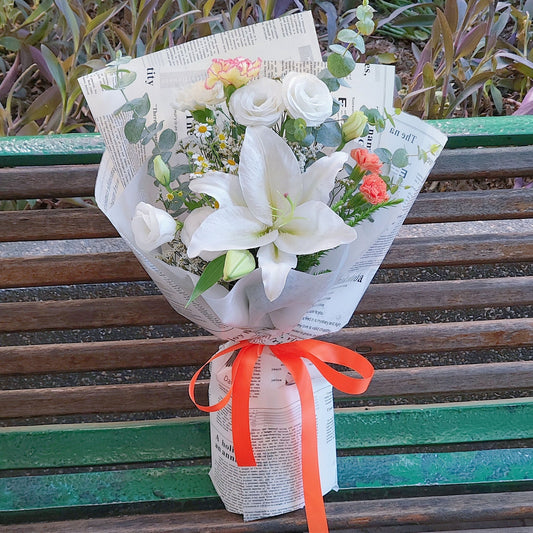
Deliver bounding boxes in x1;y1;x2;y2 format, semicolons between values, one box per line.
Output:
192;153;211;172
194;123;212;139
224;158;238;172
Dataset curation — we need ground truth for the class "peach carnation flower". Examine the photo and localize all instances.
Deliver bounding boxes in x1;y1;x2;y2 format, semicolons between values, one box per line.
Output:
359;174;389;205
350;147;383;174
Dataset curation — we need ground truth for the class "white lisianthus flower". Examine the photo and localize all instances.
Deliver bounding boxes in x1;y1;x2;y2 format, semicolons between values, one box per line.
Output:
281;72;333;127
173;80;225;112
229;78;284;127
131;202;177;252
185;126;356;301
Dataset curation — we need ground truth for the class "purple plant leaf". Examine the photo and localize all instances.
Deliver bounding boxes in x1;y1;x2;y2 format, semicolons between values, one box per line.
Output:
28;45;54;84
273;0;296;18
513;86;533;116
0;53;20;100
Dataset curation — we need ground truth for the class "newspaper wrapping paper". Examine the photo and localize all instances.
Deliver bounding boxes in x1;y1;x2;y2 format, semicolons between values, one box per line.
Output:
209;347;337;521
79;11;448;523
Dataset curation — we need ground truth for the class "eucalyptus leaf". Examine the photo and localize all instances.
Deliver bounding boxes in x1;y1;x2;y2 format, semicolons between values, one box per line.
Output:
116;69;136;89
329;44;348;55
187;254;226;306
327;52;355;78
392;148;409;168
316;120;342;147
337;28;359;43
374;148;392;164
124;117;146;143
159;128;177;151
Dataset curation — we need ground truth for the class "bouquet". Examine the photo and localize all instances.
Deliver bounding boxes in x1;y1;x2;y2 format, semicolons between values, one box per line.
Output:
80;10;447;532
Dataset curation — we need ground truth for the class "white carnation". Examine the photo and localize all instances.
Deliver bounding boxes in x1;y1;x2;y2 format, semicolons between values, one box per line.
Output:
229;77;284;127
131;202;176;252
173;80;225;112
281;72;332;127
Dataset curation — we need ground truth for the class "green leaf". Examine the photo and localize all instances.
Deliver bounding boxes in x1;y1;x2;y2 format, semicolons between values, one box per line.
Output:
191;108;215;123
124;117;146;143
318;69;340;92
329;44;348;55
159;128;177;150
54;0;80;51
117;70;136;89
41;45;67;104
115;93;151;116
337;28;359;43
374;148;392;164
0;37;21;51
327;52;355;78
391;148;409;168
316;120;342;147
187;254;226;306
101;84;114;91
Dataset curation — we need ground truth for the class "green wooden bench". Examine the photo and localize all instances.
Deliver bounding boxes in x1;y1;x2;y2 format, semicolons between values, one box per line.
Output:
0;115;532;532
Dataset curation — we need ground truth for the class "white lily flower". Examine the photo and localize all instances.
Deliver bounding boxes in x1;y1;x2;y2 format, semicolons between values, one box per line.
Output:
186;126;357;301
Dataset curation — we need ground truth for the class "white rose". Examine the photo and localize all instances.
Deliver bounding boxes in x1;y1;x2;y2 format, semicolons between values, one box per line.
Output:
281;72;333;127
173;80;225;112
131;202;176;252
229;78;284;127
181;207;224;261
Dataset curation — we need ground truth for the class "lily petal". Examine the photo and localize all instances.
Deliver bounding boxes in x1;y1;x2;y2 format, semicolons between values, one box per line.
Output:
275;200;357;255
187;205;278;257
301;151;348;203
188;171;245;208
257;243;297;301
181;206;224;261
239;126;302;224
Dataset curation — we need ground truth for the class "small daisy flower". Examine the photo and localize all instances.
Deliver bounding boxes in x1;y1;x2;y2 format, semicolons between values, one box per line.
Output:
166;192;175;201
224;158;238;172
192;153;211;171
194;123;212;139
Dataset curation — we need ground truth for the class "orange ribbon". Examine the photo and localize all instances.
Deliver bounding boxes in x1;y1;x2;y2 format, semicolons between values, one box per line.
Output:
189;339;374;533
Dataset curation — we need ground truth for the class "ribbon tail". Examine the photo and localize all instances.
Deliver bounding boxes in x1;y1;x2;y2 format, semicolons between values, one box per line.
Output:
231;344;263;467
279;354;329;533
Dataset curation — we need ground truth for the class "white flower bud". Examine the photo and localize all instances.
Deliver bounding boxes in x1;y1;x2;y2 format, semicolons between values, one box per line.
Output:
131;202;176;252
223;249;256;282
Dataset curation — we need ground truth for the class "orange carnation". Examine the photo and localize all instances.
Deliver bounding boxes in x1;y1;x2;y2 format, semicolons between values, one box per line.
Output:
360;173;389;205
350;148;383;174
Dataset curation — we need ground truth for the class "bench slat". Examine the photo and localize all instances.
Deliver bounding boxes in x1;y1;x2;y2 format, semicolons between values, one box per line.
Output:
0;209;117;241
1;399;531;469
0;165;99;200
1;363;531;418
1;449;531;515
406;189;533;223
3;491;532;532
1;319;530;374
428;145;533;179
2;234;532;288
1;145;533;201
1;277;531;333
1;189;531;243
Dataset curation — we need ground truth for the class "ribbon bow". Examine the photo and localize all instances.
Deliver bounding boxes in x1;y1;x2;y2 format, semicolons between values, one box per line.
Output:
189;339;374;533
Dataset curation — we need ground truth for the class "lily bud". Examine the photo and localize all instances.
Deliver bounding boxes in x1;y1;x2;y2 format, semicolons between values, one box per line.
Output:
342;111;368;141
153;155;171;187
223;249;256;282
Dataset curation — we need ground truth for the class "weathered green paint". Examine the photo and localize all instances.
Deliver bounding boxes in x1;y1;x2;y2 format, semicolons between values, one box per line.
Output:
334;398;533;450
0;116;532;167
0;134;104;166
0;448;531;513
429;115;533;148
1;399;531;470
